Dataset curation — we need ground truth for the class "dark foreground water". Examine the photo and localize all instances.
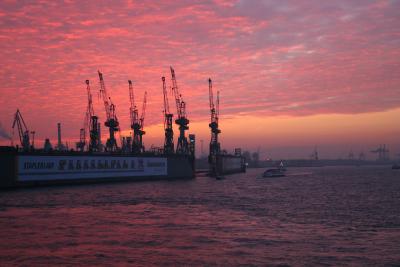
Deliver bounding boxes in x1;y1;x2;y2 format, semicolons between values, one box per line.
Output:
1;166;400;266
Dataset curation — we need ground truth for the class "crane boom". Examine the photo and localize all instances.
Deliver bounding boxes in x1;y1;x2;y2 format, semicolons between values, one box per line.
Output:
208;78;217;124
216;91;220;120
98;71;111;120
170;66;182;118
86;80;94;119
209;78;214;112
128;80;137;127
140;91;147;130
162;76;170;115
12;109;32;151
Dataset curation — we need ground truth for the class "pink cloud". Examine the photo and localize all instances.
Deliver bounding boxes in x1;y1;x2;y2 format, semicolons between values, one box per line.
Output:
0;0;399;145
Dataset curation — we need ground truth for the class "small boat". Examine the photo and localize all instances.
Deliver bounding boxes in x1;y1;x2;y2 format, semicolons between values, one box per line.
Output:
263;161;286;177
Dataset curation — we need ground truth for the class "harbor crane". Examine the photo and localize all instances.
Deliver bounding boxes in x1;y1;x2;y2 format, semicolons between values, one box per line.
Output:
12;109;33;151
310;147;319;160
98;71;119;152
370;144;389;161
170;66;189;155
86;80;101;152
77;80;100;152
162;76;174;154
128;80;147;154
208;78;221;174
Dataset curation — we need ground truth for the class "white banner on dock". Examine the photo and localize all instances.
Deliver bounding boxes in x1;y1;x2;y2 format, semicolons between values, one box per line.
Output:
17;155;167;181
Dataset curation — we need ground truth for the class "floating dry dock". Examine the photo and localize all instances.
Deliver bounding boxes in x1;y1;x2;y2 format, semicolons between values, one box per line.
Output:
0;147;194;188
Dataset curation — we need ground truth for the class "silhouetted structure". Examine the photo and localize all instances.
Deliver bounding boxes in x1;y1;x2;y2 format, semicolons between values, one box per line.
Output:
98;71;119;152
170;67;190;155
162;76;174;154
12;109;33;152
128;80;147;154
208;78;221;175
370;144;389;161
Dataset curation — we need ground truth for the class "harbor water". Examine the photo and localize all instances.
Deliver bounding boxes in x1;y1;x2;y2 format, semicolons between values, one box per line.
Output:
0;166;399;266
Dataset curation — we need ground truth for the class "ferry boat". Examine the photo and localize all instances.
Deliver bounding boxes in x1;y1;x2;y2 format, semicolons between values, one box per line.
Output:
262;161;286;178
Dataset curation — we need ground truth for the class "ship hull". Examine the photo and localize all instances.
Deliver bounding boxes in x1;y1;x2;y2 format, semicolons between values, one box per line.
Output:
0;149;194;188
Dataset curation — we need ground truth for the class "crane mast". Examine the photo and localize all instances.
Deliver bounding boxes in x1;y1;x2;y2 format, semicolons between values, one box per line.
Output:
129;80;146;154
216;91;220;120
208;78;221;174
98;71;119;152
170;66;189;155
12;109;32;151
162;76;174;154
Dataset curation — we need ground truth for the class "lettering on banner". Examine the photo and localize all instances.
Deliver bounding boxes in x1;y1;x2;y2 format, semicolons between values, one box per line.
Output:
22;157;165;173
24;161;55;170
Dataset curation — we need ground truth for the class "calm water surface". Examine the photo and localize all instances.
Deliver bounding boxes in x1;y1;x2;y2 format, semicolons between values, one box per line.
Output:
1;166;400;266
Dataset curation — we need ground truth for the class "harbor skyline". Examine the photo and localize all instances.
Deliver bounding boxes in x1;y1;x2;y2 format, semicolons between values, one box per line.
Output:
0;1;399;158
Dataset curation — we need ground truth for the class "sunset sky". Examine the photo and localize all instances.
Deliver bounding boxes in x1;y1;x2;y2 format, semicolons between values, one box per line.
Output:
0;0;399;159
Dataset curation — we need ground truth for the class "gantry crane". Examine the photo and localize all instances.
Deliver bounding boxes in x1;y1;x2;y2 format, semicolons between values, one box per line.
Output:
208;78;221;174
98;71;119;152
12;109;32;151
371;144;389;161
162;76;174;154
128;80;147;154
170;66;189;155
